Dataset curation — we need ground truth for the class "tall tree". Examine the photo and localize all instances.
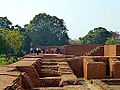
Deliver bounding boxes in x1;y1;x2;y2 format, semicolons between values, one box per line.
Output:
0;28;24;54
69;39;80;45
79;27;112;44
105;37;120;44
24;13;69;46
0;17;12;29
5;30;24;54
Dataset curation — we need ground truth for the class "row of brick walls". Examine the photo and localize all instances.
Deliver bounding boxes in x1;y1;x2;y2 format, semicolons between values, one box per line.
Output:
39;44;120;56
39;45;104;56
2;54;120;89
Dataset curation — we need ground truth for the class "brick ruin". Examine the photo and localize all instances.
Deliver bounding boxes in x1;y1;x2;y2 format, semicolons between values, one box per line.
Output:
1;45;120;90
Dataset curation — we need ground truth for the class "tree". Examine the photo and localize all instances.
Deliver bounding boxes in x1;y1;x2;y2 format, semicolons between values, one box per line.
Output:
69;39;80;45
0;17;12;29
105;37;120;44
79;27;112;44
5;30;24;54
0;28;11;54
0;32;8;54
0;28;24;54
24;13;69;46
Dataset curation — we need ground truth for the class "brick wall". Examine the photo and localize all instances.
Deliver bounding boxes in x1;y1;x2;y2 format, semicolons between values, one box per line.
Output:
116;45;120;56
104;45;116;56
68;57;83;77
65;45;103;56
109;58;120;78
83;57;106;80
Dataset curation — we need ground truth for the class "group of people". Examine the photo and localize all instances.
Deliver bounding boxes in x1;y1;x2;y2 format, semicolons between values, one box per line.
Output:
30;47;61;55
30;47;42;55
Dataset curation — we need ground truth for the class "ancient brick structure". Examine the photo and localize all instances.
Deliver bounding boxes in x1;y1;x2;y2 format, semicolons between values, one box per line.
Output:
1;45;120;90
83;57;106;80
104;45;120;56
109;57;120;78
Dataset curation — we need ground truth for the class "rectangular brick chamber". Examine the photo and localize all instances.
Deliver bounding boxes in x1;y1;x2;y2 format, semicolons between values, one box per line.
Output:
109;57;120;78
83;57;106;80
67;57;84;77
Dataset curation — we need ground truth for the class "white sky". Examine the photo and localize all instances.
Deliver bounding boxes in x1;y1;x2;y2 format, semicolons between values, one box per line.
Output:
0;0;120;39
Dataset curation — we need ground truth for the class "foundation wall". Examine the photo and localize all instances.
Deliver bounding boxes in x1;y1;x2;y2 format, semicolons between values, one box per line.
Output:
116;45;120;56
104;45;116;56
83;58;106;80
68;57;83;77
109;58;120;78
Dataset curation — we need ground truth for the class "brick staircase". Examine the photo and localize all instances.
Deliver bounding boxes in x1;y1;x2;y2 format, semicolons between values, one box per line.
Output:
84;46;104;56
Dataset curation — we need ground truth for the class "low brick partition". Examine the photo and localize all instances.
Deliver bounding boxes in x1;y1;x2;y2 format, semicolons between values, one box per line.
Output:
58;62;78;87
39;77;61;87
42;54;66;59
68;57;83;77
59;74;78;87
109;57;120;78
23;54;43;58
21;57;41;61
83;57;106;80
58;62;73;75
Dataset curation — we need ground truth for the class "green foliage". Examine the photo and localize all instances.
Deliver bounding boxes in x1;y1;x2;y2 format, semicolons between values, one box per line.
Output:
0;28;24;54
79;27;112;44
105;37;120;44
0;54;6;58
5;30;24;53
24;13;69;46
69;39;80;45
7;57;17;64
0;28;11;54
0;57;18;65
0;58;6;65
0;17;12;29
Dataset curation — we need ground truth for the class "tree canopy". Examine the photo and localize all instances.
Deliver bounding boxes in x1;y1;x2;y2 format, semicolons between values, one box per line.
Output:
24;13;69;46
0;28;24;54
0;17;12;29
79;27;120;44
0;15;120;56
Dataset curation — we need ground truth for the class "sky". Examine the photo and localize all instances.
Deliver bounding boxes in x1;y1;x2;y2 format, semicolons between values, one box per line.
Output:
0;0;120;39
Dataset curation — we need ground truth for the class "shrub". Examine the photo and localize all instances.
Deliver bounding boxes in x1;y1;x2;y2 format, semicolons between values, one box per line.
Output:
0;54;6;58
7;57;17;64
0;58;6;65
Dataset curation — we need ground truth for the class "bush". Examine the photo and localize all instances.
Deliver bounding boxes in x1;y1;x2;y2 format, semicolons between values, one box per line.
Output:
0;54;6;58
0;58;6;65
0;56;19;65
7;57;17;64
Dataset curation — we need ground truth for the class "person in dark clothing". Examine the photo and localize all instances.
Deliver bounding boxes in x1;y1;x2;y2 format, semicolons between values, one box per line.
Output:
36;48;39;55
33;48;37;54
38;48;41;54
55;48;61;54
30;48;33;54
